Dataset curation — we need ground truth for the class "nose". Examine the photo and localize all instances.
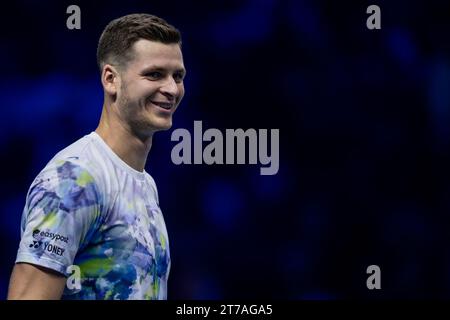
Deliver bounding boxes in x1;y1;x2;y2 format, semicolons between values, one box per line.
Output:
160;77;180;99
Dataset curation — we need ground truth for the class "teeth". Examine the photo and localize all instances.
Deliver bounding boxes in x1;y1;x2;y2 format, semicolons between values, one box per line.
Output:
152;101;172;110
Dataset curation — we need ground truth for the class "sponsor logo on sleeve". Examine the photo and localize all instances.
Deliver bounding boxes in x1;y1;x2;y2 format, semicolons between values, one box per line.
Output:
28;240;65;256
29;229;68;256
32;229;69;243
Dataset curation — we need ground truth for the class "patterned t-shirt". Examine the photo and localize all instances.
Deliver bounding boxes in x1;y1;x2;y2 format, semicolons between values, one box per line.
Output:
15;132;171;300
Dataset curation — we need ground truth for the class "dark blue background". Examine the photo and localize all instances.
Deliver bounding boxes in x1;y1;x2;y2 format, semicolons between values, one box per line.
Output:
1;0;450;299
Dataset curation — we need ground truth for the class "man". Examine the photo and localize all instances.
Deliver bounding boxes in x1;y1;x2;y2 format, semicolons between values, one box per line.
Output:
7;13;186;299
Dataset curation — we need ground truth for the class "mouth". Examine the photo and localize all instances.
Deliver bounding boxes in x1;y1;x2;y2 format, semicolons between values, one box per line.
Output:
150;100;174;111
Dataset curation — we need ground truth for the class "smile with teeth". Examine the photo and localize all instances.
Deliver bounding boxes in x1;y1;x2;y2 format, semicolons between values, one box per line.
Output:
151;101;174;110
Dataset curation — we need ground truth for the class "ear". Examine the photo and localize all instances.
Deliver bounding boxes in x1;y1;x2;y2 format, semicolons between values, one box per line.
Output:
101;64;120;97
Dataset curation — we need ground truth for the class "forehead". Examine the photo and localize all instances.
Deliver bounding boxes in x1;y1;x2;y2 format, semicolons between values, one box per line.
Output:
128;39;184;71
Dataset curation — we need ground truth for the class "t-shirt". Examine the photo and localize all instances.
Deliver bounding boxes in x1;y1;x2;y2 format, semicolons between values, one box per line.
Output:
15;132;171;300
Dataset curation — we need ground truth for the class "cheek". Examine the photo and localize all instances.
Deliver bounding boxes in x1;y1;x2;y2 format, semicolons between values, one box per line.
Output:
178;85;185;100
129;80;156;96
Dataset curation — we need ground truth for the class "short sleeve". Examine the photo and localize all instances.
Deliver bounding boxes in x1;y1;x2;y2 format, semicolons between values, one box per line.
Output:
15;160;104;277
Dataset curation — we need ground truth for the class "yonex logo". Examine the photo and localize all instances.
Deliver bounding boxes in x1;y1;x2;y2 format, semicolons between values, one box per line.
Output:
29;240;65;256
29;240;42;248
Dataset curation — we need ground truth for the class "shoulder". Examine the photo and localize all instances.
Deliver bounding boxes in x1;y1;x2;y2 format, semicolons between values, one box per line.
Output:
28;133;111;208
144;172;160;204
144;172;158;193
27;158;102;212
39;134;102;191
51;133;120;193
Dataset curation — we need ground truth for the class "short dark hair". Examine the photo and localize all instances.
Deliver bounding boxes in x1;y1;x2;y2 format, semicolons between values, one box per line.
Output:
96;13;182;72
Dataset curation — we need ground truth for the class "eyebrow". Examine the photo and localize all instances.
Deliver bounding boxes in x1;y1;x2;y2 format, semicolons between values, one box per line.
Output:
141;66;186;75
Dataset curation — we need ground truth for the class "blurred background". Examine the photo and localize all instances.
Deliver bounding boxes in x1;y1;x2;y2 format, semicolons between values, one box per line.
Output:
1;0;450;299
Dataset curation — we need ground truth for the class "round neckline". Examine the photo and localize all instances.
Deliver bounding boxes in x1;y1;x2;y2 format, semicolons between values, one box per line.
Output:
89;131;147;181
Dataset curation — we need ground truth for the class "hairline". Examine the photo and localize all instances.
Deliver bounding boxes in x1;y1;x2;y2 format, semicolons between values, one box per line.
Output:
99;39;182;74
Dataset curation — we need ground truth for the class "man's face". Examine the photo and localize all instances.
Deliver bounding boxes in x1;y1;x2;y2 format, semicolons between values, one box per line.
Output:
116;39;186;136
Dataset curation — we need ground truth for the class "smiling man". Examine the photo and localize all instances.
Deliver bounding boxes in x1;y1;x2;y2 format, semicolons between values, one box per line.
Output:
7;13;185;300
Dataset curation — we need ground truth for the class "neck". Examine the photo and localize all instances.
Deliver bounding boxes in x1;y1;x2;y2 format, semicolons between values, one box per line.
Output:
95;105;153;172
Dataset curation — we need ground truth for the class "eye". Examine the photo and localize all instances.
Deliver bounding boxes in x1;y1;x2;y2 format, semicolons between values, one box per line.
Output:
173;73;185;83
145;71;163;80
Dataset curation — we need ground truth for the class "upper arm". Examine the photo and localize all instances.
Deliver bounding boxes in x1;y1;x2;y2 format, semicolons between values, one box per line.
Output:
13;160;103;293
7;263;66;300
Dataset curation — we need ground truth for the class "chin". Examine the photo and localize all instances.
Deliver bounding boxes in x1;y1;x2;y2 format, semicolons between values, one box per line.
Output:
149;118;173;132
131;119;172;139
